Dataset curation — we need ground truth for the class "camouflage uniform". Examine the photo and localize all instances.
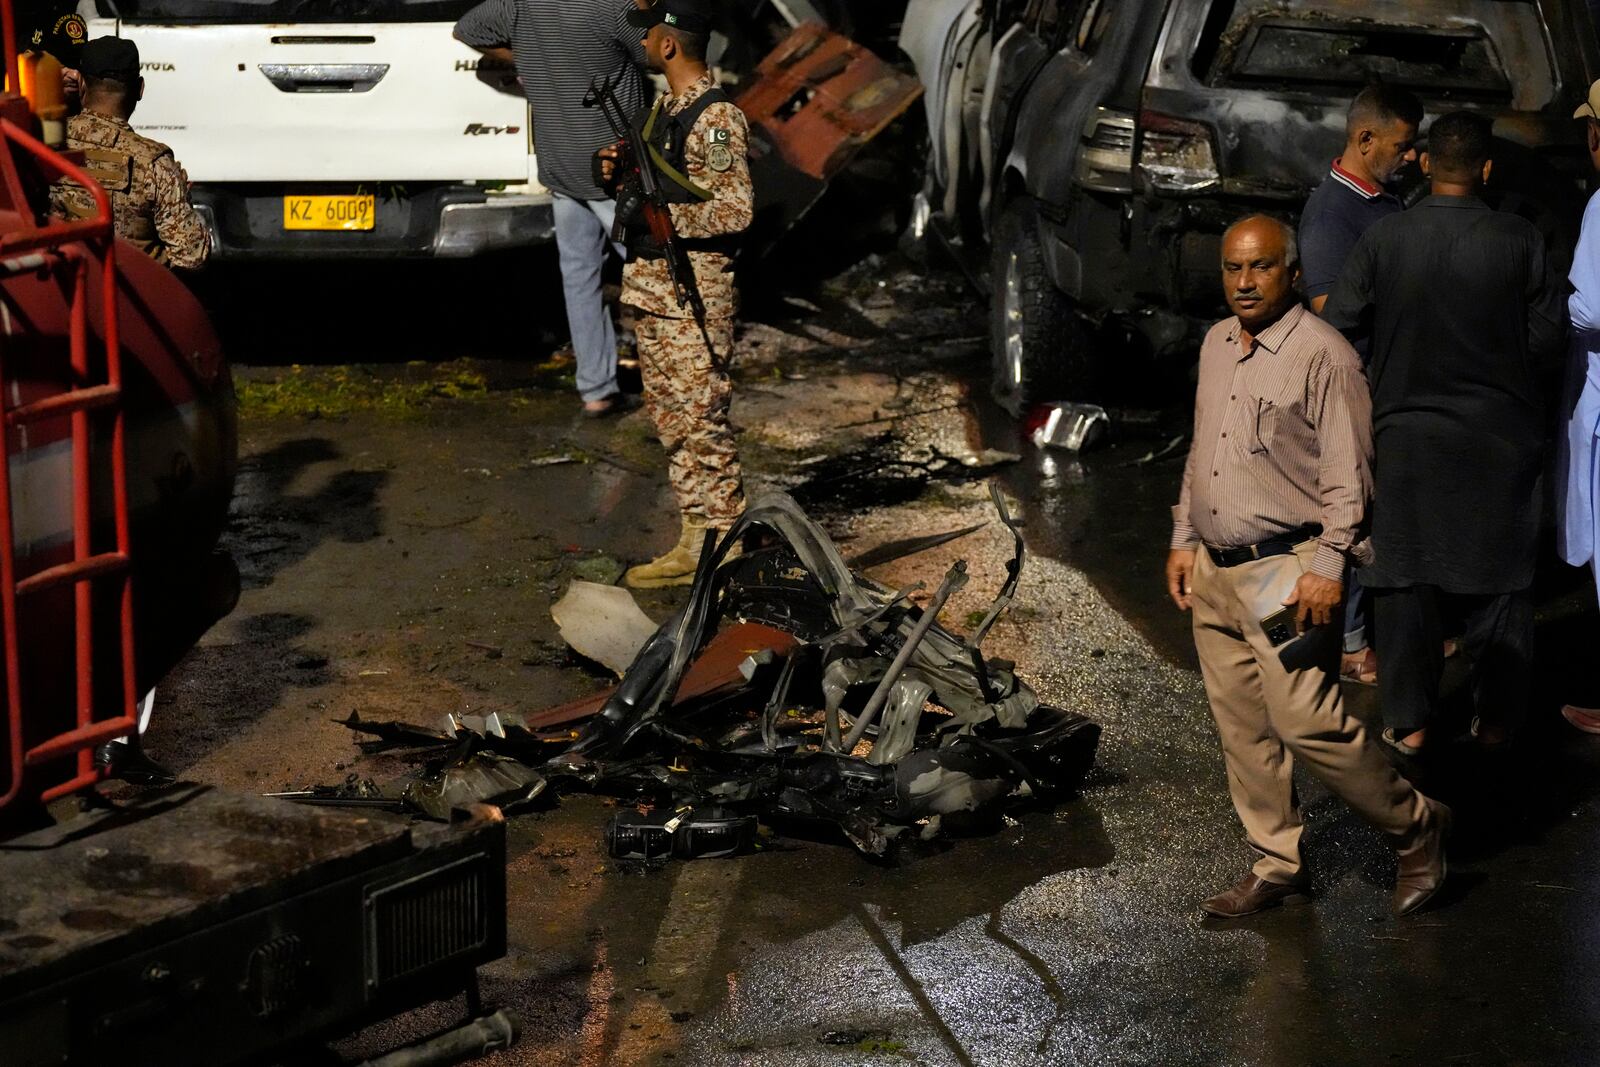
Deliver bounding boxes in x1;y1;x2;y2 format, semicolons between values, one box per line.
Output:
49;110;209;270
622;72;753;527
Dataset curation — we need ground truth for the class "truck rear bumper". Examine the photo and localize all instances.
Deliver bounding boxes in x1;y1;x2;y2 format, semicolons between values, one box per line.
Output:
195;184;555;260
0;787;508;1066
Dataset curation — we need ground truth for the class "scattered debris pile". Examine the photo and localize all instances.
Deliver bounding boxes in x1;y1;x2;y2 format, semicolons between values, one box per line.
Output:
301;490;1100;859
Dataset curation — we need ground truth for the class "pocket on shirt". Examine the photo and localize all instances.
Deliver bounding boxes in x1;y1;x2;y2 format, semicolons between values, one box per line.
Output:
1249;396;1278;454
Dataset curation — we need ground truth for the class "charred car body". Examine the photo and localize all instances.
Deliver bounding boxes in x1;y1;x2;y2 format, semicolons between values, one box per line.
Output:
901;0;1600;413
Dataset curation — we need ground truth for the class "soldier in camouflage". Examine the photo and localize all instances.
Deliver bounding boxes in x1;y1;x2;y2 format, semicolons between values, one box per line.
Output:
49;37;209;270
600;0;754;588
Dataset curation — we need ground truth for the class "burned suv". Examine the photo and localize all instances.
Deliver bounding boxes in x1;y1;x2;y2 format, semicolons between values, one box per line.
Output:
900;0;1600;413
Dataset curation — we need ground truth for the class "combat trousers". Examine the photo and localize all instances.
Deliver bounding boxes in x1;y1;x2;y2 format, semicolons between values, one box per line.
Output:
552;193;624;403
1372;585;1533;735
635;312;745;527
1190;541;1429;885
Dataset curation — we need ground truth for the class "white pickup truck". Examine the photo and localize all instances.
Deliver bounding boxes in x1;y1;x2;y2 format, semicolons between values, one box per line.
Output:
82;0;552;259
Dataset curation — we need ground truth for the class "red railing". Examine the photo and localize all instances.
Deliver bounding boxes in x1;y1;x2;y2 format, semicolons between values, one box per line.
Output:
0;104;135;810
1;1;15;114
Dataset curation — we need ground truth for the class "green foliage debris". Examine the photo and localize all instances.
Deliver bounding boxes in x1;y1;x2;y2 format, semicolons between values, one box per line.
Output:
237;360;491;419
856;1037;907;1055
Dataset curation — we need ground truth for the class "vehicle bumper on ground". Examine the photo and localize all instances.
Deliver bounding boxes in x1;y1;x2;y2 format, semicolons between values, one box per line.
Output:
193;184;555;259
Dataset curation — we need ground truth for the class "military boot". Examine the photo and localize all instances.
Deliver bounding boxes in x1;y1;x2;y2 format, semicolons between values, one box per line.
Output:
625;516;713;589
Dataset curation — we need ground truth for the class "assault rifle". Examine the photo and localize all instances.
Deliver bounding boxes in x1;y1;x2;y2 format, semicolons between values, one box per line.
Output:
584;68;709;330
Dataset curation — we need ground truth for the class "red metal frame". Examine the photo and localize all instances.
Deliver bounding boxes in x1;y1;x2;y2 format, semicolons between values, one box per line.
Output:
0;103;134;810
1;3;15;109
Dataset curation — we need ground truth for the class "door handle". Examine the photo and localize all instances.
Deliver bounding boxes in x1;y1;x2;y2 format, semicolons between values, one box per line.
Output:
258;63;389;93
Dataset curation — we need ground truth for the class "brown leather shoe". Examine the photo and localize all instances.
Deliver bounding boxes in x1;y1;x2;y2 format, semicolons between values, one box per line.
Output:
1393;798;1452;917
1200;872;1311;918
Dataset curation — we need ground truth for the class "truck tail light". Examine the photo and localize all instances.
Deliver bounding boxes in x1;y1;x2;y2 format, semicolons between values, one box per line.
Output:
1135;111;1220;193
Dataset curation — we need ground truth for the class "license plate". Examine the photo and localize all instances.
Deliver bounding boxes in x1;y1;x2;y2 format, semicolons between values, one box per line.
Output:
283;194;375;231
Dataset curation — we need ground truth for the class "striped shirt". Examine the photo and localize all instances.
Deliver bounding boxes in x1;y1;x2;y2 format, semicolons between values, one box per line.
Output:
1171;303;1374;582
454;0;646;200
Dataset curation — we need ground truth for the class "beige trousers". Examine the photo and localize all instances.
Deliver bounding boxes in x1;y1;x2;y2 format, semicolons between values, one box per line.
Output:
1190;540;1428;884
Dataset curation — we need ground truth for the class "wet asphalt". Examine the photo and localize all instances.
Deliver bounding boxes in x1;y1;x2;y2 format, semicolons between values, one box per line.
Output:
164;238;1600;1066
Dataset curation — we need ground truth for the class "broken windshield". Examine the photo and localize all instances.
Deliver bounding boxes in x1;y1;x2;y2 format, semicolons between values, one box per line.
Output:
100;0;481;22
1232;23;1509;98
1196;0;1557;111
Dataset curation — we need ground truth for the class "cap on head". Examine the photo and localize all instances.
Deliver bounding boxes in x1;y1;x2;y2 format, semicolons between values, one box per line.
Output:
626;0;713;35
38;12;88;65
1576;78;1600;120
77;35;139;83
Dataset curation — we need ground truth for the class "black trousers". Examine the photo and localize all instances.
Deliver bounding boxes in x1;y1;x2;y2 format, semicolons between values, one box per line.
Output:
1372;585;1534;734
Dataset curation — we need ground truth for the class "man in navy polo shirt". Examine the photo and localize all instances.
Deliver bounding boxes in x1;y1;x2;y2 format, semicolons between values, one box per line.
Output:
1303;85;1422;314
1301;84;1423;683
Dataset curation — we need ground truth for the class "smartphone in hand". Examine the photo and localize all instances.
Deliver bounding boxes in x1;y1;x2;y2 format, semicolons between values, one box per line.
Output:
1259;606;1298;647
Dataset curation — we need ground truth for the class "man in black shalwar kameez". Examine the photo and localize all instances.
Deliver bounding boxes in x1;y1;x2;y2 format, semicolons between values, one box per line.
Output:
1324;111;1566;753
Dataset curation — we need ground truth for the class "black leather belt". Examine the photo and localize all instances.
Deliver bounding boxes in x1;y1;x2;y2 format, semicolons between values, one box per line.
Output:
1205;525;1322;568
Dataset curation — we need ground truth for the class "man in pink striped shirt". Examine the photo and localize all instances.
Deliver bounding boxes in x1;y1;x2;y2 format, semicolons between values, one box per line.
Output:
1165;214;1449;919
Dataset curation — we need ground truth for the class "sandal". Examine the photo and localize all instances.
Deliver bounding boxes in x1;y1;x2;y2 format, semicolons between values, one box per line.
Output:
581;392;641;419
1380;727;1424;758
1469;715;1514;748
1340;647;1378;685
1561;705;1600;736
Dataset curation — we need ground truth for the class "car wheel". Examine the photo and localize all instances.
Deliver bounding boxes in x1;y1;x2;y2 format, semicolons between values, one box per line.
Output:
989;199;1090;417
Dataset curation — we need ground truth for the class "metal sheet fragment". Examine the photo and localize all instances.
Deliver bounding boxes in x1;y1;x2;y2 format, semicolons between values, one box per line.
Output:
403;753;547;822
551;580;660;676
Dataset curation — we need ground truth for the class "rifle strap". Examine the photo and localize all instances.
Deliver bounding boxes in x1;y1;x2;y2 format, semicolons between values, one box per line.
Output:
641;98;715;202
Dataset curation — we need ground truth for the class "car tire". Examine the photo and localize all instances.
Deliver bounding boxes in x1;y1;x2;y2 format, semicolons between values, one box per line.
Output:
989;199;1090;417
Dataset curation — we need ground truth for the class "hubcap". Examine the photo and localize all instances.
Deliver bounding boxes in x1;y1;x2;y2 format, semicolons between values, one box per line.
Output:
1002;251;1025;389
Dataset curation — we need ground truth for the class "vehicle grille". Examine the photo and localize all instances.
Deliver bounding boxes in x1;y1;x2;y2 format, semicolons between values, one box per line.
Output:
244;934;306;1018
365;855;491;991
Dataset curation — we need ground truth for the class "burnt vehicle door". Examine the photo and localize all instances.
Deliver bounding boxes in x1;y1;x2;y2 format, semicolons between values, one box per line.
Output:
982;0;1169;413
900;0;989;227
1140;0;1599;315
975;0;1080;231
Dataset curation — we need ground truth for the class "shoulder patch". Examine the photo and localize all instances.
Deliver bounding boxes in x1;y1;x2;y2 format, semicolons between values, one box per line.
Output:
707;143;733;172
709;127;730;144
